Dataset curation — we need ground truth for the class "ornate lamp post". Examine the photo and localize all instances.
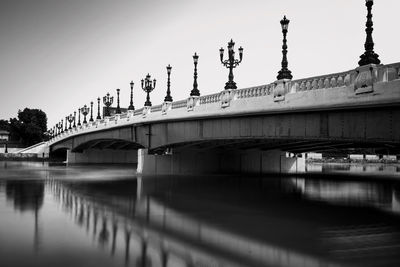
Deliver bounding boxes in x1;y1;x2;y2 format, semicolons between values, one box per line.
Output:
358;0;380;66
67;114;74;129
64;117;68;131
141;74;156;107
81;104;90;124
190;53;200;96
128;81;135;110
277;16;293;80
89;101;94;122
103;93;113;117
219;39;243;90
57;121;63;134
116;89;121;114
164;65;173;101
97;97;101;120
73;111;76;128
77;108;81;126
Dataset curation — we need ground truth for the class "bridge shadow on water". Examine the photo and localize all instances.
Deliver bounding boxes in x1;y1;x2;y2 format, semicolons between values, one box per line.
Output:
1;162;400;267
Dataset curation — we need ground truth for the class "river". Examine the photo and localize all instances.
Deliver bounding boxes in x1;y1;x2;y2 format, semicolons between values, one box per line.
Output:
0;161;400;267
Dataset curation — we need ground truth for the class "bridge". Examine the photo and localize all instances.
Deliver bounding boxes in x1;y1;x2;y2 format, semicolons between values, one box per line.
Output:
46;62;400;175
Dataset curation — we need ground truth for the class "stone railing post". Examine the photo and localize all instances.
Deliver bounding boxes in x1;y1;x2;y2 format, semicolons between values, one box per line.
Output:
273;79;291;101
220;89;236;108
354;64;379;94
162;101;172;115
187;96;200;111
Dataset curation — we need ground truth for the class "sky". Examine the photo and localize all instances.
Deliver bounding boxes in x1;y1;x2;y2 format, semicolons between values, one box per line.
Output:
0;0;399;128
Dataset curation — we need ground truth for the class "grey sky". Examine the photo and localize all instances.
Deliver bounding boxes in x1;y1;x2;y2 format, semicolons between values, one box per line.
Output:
0;0;399;127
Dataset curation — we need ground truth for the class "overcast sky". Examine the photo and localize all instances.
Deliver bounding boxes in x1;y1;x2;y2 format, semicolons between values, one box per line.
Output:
1;0;399;127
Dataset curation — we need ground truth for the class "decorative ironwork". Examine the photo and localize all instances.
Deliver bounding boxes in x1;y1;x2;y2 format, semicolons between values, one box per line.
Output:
128;81;135;110
220;39;243;90
97;97;101;120
190;53;200;96
77;108;81;126
89;101;94;122
277;16;293;80
64;117;68;131
81;104;90;124
116;89;121;114
358;0;380;66
73;111;76;128
67;114;74;129
141;74;156;107
103;93;113;117
165;65;173;101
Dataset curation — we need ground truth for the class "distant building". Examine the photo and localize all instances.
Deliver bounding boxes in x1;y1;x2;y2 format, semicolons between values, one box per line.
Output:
0;130;9;141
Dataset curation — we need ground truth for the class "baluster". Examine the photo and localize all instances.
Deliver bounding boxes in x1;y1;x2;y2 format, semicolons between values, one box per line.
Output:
330;77;337;88
311;79;318;89
306;80;311;90
344;74;351;86
337;76;344;86
324;78;330;88
318;79;324;89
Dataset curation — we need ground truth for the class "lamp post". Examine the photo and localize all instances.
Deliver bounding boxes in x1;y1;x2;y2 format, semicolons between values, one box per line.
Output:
81;104;89;124
128;81;135;110
141;74;156;107
64;117;68;131
89;101;94;122
164;65;173;101
219;39;243;90
103;93;113;117
57;121;63;134
358;0;380;66
73;111;76;128
67;114;74;129
277;16;293;80
190;53;200;96
116;89;121;114
77;108;81;126
97;97;101;120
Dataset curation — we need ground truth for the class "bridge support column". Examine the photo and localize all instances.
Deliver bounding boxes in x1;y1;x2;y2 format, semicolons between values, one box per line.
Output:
137;148;305;175
66;149;138;164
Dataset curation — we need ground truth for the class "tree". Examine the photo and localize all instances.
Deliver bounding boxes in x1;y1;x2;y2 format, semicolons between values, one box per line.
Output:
0;109;48;146
18;108;47;134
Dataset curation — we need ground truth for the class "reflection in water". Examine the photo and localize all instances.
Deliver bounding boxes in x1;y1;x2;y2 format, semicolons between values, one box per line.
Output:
1;163;400;267
5;180;44;253
308;162;400;175
289;178;394;209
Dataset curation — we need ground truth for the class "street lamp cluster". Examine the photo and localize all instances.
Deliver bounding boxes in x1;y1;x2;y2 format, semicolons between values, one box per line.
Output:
48;1;380;139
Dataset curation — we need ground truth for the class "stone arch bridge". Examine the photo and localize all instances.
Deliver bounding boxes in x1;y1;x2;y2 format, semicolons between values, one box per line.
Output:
48;63;400;174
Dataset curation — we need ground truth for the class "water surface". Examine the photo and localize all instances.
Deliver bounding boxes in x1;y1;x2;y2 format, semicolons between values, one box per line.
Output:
1;161;400;267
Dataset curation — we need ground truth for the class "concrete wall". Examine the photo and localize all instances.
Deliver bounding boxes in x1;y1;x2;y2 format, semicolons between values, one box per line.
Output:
137;148;305;175
67;149;138;164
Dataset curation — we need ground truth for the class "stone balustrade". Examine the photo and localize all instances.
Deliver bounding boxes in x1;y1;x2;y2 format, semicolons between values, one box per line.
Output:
199;92;221;104
49;62;400;144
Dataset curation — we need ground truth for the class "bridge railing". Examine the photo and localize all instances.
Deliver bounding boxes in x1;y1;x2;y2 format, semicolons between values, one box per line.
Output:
235;85;272;99
49;62;400;143
171;99;187;109
199;92;221;104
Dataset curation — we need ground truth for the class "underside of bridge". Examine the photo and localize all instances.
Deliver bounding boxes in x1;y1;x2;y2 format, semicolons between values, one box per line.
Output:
149;138;400;156
72;138;144;153
51;138;143;164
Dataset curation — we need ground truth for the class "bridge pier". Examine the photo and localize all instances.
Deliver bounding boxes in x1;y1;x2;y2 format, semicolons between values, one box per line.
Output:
66;149;138;164
137;148;305;175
